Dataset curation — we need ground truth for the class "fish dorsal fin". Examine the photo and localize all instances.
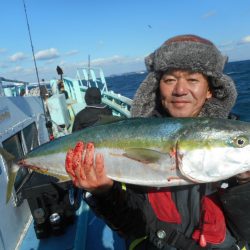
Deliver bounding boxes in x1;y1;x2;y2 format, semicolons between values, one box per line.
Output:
95;115;126;126
123;148;163;164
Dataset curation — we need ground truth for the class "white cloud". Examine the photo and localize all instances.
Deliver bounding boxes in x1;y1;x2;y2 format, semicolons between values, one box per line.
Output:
9;52;27;62
220;46;235;52
43;59;56;65
65;50;79;56
4;66;36;82
65;55;145;76
91;55;122;65
2;54;146;82
219;41;234;48
0;62;8;68
35;48;59;60
238;35;250;44
90;55;144;66
218;41;235;53
9;66;24;73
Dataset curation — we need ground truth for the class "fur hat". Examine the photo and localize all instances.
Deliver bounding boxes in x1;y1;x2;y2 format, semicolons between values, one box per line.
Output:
131;34;237;118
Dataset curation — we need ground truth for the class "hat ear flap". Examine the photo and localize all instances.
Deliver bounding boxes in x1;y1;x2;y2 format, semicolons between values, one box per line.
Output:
131;72;159;117
199;74;237;118
145;52;155;72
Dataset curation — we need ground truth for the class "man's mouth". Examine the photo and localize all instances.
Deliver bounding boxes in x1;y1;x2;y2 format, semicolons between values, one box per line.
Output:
171;100;190;107
172;100;190;103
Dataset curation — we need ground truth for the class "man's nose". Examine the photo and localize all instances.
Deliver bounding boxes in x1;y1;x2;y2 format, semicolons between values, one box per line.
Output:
173;79;188;95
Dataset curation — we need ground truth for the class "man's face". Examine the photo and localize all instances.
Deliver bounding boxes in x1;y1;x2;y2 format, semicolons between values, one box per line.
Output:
159;70;212;117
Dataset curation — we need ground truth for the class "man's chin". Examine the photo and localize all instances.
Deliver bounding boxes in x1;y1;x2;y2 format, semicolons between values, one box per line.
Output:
168;109;195;118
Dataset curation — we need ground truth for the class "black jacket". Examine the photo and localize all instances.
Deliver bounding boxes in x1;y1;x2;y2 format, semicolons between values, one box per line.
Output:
84;173;243;250
72;87;113;132
72;104;112;132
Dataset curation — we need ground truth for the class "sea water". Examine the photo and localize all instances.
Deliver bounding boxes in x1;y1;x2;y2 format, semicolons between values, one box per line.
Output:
107;59;250;122
226;60;250;122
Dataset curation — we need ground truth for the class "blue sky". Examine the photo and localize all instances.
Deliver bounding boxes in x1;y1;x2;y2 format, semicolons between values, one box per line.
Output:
1;0;250;82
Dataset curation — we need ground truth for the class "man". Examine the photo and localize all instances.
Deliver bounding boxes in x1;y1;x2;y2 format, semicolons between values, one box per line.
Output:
66;35;250;249
72;87;112;132
59;84;69;100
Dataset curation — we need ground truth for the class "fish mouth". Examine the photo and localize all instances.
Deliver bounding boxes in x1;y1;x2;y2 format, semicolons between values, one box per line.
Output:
18;159;47;172
18;159;33;168
18;159;26;165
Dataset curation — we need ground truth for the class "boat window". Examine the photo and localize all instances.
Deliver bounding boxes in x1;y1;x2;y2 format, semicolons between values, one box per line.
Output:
22;122;39;152
2;122;38;197
2;133;28;191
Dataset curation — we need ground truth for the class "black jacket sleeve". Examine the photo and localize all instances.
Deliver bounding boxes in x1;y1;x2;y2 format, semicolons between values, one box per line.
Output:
83;182;148;239
72;114;81;132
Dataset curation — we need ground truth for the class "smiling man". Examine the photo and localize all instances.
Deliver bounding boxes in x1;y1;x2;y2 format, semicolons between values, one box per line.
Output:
66;35;250;250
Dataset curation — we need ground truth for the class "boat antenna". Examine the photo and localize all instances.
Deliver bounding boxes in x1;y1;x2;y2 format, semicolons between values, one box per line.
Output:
22;0;40;85
22;0;47;115
87;54;91;87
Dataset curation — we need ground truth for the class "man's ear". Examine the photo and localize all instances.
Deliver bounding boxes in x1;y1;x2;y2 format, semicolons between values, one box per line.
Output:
206;89;212;99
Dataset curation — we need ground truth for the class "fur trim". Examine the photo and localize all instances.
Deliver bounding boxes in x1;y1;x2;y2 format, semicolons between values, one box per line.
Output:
198;75;237;118
131;72;159;117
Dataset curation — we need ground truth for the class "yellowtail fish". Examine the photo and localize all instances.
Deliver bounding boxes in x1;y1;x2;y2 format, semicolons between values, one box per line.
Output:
2;117;250;203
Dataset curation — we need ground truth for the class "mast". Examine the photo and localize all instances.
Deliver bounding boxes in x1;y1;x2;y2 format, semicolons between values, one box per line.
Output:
22;0;48;125
87;55;91;87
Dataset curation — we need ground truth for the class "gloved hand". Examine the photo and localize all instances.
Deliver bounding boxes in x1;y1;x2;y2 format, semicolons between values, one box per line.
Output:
65;141;114;194
236;171;250;184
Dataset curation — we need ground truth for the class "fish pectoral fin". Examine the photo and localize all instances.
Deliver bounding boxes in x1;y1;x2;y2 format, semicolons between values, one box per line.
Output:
123;148;163;164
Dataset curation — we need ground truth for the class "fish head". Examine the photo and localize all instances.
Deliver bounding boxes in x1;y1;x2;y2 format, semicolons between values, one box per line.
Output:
177;118;250;183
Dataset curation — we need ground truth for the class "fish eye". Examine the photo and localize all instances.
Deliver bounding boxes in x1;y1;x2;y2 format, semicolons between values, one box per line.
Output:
233;136;248;148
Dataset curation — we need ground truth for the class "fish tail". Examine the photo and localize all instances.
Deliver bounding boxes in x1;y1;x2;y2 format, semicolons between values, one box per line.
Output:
6;163;19;203
0;147;15;162
0;147;19;203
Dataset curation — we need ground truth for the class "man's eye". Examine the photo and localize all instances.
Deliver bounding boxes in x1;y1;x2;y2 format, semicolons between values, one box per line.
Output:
188;78;199;83
164;79;175;83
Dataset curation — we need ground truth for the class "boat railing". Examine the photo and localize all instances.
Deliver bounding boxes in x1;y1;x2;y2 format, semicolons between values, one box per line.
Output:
102;91;132;117
76;67;132;117
51;67;132;118
0;77;29;97
0;77;52;98
76;67;108;93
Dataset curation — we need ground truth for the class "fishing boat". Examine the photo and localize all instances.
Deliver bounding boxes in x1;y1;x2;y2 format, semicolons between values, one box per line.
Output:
0;70;130;250
48;67;132;137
